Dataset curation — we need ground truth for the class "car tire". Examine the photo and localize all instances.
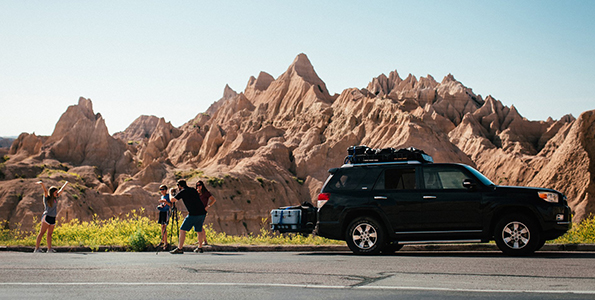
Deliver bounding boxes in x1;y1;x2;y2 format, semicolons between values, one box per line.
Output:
494;214;541;256
345;217;385;255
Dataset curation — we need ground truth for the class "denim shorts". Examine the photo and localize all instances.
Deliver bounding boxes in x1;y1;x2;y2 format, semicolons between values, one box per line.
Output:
180;215;206;232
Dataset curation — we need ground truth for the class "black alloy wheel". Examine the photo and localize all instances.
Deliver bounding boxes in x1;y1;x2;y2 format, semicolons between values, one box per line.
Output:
494;213;541;256
345;217;385;255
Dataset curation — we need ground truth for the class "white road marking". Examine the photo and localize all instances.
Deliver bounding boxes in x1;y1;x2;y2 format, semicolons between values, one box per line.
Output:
1;282;594;294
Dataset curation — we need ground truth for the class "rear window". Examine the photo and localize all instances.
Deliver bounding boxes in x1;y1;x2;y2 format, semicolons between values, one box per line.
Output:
374;168;417;190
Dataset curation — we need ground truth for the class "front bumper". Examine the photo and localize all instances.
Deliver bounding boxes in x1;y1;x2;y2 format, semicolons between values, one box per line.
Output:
541;206;572;240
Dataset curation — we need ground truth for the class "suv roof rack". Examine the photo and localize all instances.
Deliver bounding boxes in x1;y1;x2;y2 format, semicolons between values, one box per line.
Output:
341;160;424;168
344;145;433;165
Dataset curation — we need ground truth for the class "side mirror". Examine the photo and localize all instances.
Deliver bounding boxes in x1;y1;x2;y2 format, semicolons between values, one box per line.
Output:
463;179;477;190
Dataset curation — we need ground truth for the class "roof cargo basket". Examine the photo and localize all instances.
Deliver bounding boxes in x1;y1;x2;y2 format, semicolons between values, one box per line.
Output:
344;145;433;164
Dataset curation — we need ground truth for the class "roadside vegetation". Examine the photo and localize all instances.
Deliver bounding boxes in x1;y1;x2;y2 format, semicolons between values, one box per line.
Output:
551;214;595;244
1;212;593;251
0;209;342;251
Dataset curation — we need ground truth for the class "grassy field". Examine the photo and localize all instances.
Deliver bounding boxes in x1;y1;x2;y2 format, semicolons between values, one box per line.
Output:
1;210;593;251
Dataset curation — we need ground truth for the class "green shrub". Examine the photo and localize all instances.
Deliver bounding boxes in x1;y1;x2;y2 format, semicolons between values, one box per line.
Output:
207;176;224;187
174;169;204;180
292;176;304;185
72;183;86;194
128;228;149;252
37;168;82;181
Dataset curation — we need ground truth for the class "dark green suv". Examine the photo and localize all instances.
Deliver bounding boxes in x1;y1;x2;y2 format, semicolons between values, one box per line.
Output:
315;159;571;256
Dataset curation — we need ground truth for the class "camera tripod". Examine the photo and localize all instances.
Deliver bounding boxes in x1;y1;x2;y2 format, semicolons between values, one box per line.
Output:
167;204;180;247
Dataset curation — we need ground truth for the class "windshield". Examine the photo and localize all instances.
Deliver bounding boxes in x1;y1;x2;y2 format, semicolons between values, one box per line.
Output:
463;165;496;186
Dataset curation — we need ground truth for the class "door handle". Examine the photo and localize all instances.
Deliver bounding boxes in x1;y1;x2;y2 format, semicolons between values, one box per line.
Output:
374;196;388;200
423;195;437;199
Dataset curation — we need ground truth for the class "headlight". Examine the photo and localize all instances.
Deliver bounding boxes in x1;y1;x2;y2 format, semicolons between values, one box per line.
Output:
538;192;558;203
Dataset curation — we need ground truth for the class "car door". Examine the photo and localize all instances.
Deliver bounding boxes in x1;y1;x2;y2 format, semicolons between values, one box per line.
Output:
419;164;483;232
372;166;423;231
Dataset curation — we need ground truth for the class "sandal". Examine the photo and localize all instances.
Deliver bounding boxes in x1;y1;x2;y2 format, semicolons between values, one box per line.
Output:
170;247;184;254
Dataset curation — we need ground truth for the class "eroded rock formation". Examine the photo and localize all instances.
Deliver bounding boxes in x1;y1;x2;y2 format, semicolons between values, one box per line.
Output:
1;53;593;236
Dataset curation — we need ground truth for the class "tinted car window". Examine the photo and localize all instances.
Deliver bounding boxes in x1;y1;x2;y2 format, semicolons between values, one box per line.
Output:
423;166;471;189
463;165;495;186
375;168;416;190
326;169;367;191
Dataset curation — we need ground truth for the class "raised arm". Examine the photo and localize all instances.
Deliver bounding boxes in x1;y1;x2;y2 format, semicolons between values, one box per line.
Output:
56;181;69;197
169;188;178;203
36;181;49;198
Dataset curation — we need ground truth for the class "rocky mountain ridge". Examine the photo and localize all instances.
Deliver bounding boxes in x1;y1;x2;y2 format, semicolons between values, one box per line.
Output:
1;53;593;235
0;137;15;149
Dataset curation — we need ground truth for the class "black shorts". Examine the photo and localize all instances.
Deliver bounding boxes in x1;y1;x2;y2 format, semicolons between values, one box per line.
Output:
158;211;169;225
43;215;56;225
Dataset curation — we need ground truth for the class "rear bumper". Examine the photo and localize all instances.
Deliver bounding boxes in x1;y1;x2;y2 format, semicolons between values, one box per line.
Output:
316;221;343;241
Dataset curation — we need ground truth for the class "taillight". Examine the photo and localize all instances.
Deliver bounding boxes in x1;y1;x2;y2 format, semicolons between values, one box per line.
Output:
317;193;330;208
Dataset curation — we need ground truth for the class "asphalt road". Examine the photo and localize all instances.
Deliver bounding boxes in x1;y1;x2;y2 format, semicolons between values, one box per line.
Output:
1;250;595;299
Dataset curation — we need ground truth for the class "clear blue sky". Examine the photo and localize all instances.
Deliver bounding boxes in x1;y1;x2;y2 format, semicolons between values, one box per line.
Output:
1;1;593;137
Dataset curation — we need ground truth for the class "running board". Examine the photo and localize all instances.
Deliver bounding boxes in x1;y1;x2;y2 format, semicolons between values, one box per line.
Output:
397;239;483;245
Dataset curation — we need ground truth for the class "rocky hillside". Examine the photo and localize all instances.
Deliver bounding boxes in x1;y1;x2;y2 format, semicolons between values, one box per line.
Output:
0;137;15;149
1;53;593;235
0;137;14;159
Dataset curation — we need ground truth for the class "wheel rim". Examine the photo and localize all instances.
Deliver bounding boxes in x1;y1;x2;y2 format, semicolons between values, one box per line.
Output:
502;221;530;249
352;223;378;250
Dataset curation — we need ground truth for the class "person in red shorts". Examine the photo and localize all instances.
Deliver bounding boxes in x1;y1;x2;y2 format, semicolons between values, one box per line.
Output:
195;181;216;251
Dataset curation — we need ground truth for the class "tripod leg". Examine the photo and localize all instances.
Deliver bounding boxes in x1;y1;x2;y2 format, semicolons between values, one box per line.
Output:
174;209;179;245
168;208;175;248
169;207;179;247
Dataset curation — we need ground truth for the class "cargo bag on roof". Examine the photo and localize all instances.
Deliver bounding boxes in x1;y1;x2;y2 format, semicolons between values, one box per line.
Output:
347;145;369;156
344;145;433;164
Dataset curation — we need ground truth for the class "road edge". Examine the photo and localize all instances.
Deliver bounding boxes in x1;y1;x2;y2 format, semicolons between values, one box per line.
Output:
1;243;595;253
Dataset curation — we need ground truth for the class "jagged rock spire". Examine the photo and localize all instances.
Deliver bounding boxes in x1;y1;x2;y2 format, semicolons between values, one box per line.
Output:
279;53;330;96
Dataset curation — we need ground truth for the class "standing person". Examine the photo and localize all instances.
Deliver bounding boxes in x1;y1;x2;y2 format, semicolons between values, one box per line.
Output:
156;184;171;249
34;180;69;253
196;181;216;249
169;179;206;254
